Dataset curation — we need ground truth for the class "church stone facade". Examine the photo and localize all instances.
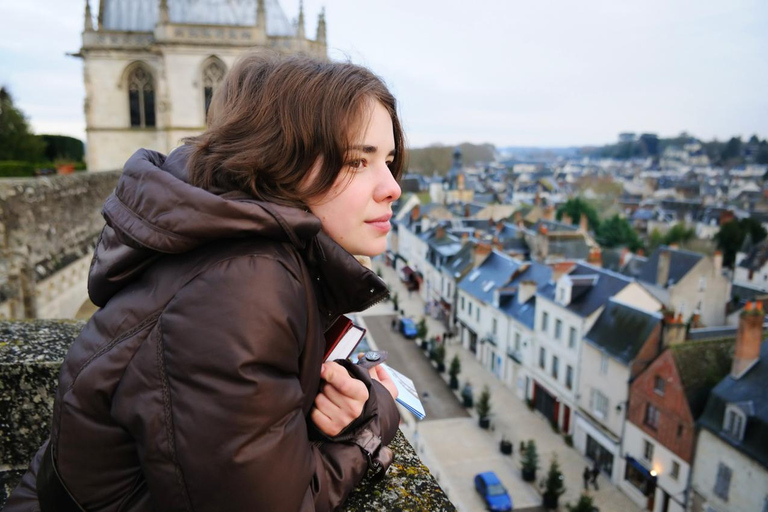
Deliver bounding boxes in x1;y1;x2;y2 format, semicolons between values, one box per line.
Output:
77;0;327;171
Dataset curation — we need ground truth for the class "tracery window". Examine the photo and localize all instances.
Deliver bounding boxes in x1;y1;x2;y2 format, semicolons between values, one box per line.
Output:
203;60;226;118
128;66;155;128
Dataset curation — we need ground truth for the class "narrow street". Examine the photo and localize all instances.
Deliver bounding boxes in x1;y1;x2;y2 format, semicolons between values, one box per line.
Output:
357;259;641;512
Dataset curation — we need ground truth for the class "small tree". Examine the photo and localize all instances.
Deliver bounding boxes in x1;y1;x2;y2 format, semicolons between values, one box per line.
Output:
521;439;539;481
448;355;461;389
476;385;492;428
567;494;598;512
542;456;566;510
416;317;428;341
434;343;446;372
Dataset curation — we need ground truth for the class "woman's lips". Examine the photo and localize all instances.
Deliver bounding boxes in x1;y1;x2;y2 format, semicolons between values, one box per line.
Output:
365;216;392;232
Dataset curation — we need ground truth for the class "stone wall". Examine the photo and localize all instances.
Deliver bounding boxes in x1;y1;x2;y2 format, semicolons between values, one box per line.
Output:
0;320;455;511
0;171;120;318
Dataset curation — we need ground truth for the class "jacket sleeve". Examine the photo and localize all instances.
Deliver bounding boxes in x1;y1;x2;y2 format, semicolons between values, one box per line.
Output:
138;254;397;512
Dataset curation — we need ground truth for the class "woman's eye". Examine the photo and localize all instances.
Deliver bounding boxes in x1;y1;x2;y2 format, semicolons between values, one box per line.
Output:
347;159;365;169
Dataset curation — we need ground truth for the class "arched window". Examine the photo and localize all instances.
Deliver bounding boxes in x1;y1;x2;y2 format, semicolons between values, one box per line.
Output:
128;66;155;128
203;60;226;118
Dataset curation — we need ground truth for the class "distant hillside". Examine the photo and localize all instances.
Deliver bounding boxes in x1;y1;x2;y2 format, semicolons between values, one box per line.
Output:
498;146;581;162
406;143;495;175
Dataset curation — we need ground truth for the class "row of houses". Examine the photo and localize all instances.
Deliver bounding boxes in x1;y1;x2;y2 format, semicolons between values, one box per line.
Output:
388;200;767;512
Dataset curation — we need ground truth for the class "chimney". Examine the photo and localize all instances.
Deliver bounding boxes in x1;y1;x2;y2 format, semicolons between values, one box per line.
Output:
619;247;630;268
662;312;687;347
410;204;421;222
518;280;537;304
562;213;572;225
587;247;603;267
464;204;471;218
714;250;723;275
732;301;764;378
534;191;541;206
538;224;548;235
514;211;523;227
578;214;588;233
473;243;492;267
657;249;671;287
461;232;469;243
435;225;446;239
544;205;555;221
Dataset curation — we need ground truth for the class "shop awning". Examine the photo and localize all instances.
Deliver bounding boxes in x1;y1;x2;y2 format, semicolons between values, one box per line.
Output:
626;456;656;480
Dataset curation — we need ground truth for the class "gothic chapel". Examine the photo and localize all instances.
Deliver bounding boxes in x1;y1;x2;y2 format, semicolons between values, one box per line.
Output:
76;0;328;171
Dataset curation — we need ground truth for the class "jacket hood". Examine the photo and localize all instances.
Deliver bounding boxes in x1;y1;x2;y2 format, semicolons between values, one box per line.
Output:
89;146;324;306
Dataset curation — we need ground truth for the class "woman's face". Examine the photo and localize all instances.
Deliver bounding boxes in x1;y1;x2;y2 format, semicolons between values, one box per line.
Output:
306;101;401;256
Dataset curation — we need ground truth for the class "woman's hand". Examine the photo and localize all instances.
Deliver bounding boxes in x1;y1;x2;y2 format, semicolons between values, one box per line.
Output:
366;364;398;401
311;362;369;437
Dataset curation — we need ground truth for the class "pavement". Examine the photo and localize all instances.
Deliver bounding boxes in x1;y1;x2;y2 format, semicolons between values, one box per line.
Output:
356;259;641;512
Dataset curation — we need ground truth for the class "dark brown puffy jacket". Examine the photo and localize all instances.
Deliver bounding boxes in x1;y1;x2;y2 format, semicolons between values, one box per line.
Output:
6;146;399;512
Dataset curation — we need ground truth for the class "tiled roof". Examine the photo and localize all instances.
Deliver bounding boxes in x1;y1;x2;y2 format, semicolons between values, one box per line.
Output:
672;338;735;419
698;341;768;469
498;262;553;330
738;239;768;272
585;300;662;364
540;263;632;318
637;246;703;287
458;251;522;304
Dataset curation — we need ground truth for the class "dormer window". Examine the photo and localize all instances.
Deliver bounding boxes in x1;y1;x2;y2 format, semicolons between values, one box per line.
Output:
723;404;747;441
468;269;481;282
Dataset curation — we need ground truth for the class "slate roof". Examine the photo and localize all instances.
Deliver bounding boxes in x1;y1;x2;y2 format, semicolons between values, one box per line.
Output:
637;246;703;287
458;251;522;304
498;262;553;330
671;338;735;419
698;341;768;469
102;0;296;36
585;300;662;365
539;263;633;318
547;237;590;260
738;239;768;271
442;242;476;280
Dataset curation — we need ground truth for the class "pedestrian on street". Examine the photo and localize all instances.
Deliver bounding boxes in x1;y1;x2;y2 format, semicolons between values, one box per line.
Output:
582;466;591;491
591;461;600;490
391;317;397;331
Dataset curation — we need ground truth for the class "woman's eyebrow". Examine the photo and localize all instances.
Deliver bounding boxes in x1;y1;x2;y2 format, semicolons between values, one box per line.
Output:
348;145;396;157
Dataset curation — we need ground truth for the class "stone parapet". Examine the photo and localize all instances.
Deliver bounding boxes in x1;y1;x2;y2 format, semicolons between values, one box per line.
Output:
0;320;455;511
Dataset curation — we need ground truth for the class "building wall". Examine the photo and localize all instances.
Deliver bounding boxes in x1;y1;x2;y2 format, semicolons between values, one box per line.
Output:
669;258;729;327
627;350;695;463
614;282;663;315
691;429;768;512
578;342;632;439
622;422;689;512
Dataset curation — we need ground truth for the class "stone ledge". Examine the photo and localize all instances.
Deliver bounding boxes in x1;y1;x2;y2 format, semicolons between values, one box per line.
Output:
0;320;455;511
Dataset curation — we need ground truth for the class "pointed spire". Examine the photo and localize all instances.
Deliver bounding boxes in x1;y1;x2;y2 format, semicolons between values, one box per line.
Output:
84;0;94;32
158;0;170;25
97;0;105;29
256;0;266;31
316;6;326;44
296;0;306;38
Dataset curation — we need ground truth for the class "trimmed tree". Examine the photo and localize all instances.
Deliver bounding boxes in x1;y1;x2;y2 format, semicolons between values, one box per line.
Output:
567;494;598;512
521;439;539;482
542;456;566;510
448;355;461;389
476;385;492;429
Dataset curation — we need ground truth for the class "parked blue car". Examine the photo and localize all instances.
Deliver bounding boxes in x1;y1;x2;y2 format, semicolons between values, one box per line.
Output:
399;318;418;339
474;471;513;511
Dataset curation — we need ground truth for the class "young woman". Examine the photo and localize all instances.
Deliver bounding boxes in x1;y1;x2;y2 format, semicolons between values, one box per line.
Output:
7;53;403;512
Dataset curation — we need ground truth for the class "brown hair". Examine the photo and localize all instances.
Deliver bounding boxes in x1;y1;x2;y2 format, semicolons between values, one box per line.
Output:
185;52;405;206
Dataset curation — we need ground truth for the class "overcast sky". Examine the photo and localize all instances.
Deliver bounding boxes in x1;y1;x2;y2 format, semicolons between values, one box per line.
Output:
1;0;767;148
